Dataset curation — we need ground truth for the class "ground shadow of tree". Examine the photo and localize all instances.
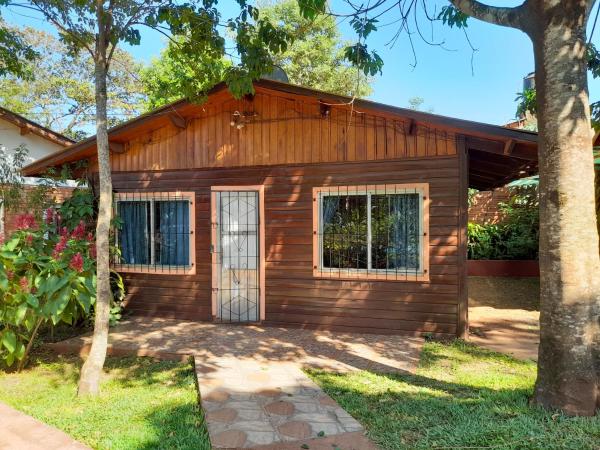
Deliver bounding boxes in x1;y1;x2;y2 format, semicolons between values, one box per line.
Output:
307;342;600;450
137;403;211;450
106;355;211;450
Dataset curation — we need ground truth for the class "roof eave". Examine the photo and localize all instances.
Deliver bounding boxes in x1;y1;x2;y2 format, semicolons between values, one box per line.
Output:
0;106;75;147
22;79;538;177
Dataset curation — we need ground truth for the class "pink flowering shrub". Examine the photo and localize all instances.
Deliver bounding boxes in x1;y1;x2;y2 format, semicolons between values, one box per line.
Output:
0;188;117;370
14;213;37;231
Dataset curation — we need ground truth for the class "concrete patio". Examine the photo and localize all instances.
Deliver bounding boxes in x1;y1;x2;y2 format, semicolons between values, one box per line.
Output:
49;317;423;448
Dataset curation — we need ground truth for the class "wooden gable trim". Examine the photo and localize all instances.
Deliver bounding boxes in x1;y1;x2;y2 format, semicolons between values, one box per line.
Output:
22;80;538;177
0;107;74;147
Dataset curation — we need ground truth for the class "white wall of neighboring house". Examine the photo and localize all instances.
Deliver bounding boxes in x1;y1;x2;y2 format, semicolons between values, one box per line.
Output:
0;116;71;236
0;117;66;163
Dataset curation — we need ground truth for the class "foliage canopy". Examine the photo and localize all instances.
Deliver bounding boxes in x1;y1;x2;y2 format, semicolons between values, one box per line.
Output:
0;23;146;140
141;0;372;110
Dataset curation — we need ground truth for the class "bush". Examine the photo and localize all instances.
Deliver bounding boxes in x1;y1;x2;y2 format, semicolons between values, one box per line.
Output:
468;185;539;260
0;212;95;369
0;188;125;370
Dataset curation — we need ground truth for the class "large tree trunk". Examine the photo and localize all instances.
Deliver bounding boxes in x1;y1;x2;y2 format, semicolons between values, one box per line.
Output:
77;8;113;396
529;0;599;416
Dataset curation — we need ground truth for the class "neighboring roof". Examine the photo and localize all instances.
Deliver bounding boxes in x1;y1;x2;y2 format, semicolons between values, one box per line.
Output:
0;106;75;147
22;79;538;189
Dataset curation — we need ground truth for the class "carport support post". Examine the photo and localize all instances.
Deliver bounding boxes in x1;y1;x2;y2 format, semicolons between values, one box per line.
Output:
457;135;469;339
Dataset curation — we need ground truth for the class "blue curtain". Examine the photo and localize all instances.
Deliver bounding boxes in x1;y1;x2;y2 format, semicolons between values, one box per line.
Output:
119;201;150;265
156;200;189;266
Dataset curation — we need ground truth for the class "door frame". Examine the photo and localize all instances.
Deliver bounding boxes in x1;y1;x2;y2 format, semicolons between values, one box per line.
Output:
210;185;265;321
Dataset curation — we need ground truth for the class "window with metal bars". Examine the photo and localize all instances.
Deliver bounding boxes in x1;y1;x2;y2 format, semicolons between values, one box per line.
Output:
113;192;195;274
313;184;429;281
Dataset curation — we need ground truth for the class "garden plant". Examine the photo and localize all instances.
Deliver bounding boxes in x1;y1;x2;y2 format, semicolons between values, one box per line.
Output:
0;187;123;371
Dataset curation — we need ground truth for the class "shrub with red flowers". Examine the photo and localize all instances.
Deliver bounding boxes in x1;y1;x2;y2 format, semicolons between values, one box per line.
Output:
0;187;123;370
0;210;97;369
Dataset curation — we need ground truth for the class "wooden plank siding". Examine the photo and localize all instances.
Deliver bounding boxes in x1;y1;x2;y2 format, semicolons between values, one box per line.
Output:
91;89;457;173
113;156;461;336
85;87;466;336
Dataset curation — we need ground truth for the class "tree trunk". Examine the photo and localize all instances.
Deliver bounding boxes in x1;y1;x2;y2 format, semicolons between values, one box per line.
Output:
77;7;113;396
530;0;599;416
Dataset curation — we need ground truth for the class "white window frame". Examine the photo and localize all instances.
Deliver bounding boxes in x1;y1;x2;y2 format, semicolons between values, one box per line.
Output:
113;191;196;275
312;183;430;282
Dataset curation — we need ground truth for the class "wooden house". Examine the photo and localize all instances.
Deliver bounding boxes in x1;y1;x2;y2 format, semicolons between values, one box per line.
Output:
23;80;538;337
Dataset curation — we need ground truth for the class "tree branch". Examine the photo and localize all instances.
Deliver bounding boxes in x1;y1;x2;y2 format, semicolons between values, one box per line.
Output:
449;0;528;32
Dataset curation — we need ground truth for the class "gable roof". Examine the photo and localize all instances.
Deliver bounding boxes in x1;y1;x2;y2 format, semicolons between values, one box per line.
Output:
21;79;538;189
0;106;75;147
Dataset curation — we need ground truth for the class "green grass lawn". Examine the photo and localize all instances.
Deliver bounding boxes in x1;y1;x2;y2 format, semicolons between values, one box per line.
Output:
0;352;210;450
308;340;600;450
1;342;598;450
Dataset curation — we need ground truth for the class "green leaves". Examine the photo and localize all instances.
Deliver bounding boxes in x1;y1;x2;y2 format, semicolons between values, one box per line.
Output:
1;330;16;353
468;185;539;261
515;88;537;118
516;43;600;129
350;17;378;40
0;24;145;139
344;44;383;76
0;200;104;369
0;18;38;79
438;6;469;29
297;0;327;20
587;43;600;79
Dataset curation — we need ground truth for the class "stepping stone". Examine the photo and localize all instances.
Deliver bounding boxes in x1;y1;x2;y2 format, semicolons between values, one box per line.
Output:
264;400;295;416
203;390;230;403
277;421;312;440
318;394;338;407
212;430;247;448
256;388;281;398
206;408;238;423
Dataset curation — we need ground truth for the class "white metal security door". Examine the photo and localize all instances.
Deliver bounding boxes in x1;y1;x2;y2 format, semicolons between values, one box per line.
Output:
214;190;260;322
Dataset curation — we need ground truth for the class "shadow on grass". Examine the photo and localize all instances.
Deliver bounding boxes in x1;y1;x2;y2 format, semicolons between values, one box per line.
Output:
136;403;211;450
308;341;599;450
3;351;212;450
121;357;211;450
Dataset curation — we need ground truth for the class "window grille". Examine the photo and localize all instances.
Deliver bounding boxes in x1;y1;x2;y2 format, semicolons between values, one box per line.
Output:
313;184;429;281
113;192;195;274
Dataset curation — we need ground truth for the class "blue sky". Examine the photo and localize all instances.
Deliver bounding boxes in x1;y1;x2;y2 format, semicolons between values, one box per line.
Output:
4;0;600;126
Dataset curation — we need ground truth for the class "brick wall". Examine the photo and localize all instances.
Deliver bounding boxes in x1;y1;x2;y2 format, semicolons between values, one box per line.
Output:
468;187;510;225
2;185;75;238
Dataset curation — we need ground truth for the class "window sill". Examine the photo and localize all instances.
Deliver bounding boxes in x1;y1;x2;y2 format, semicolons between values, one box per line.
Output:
312;269;429;282
113;264;196;275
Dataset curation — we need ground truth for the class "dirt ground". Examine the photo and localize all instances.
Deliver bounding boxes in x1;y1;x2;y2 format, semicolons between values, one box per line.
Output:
468;277;540;361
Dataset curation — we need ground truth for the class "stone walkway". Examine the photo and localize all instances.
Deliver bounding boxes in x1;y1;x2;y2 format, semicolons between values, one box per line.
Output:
49;317;423;448
0;402;89;450
198;359;363;448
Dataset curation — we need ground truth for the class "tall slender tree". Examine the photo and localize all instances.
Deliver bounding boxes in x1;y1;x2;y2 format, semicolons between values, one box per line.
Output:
298;0;599;415
3;0;287;395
